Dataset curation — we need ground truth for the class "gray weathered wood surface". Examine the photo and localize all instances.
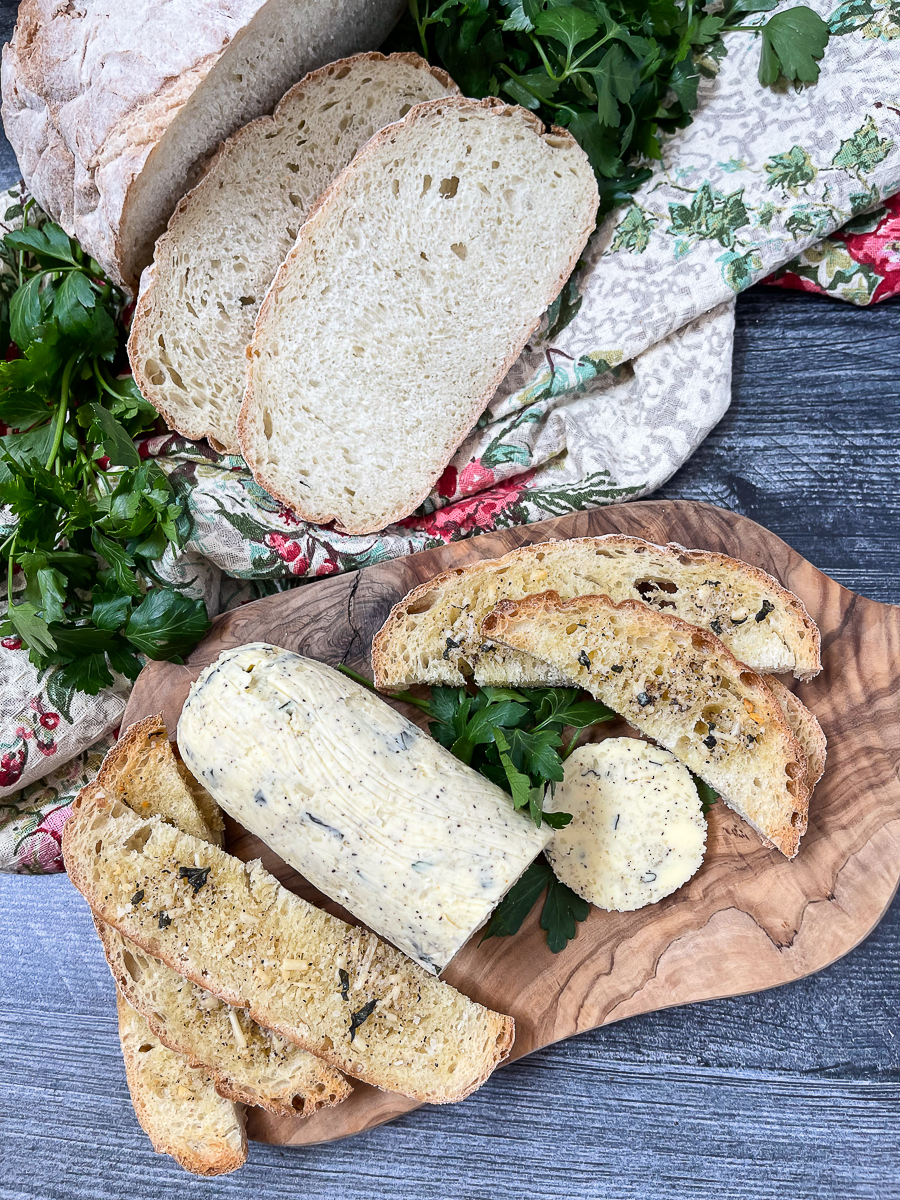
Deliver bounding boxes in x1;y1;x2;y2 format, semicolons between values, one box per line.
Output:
0;2;898;1193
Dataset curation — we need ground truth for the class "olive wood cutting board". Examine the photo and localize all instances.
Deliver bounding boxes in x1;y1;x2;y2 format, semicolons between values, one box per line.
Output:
122;500;900;1147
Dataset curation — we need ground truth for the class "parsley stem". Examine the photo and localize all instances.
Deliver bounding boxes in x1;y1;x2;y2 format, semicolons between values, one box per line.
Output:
92;359;121;400
44;354;76;471
5;532;15;607
336;662;430;711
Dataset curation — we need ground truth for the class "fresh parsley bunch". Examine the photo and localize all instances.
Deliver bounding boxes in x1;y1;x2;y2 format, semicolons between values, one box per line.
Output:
389;0;830;213
0;202;210;697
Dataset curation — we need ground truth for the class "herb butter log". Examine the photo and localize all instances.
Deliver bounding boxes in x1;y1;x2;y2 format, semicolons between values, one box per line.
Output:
176;644;550;973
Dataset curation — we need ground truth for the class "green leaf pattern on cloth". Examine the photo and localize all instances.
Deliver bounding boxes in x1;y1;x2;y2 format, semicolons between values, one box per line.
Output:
2;0;900;869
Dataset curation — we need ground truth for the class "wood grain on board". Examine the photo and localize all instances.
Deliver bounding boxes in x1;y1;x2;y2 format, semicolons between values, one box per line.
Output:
123;499;900;1148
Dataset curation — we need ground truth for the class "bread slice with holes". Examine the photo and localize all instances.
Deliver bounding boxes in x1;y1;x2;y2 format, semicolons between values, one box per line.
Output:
481;591;811;857
63;789;514;1103
766;677;826;793
94;713;225;845
117;989;247;1177
372;535;821;689
90;713;352;1117
238;96;599;532
128;53;457;453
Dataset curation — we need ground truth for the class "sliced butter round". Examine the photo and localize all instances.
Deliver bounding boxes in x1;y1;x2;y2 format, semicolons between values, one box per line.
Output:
544;738;707;912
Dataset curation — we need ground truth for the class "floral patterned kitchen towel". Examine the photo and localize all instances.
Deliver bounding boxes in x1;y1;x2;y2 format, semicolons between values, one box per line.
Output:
2;0;899;869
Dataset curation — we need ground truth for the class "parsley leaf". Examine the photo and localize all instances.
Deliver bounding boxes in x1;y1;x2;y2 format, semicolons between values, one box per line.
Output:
692;772;720;814
481;857;590;952
758;7;829;86
0;210;209;696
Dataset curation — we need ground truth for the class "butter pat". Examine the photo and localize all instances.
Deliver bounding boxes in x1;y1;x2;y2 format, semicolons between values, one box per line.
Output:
177;643;549;973
544;738;707;911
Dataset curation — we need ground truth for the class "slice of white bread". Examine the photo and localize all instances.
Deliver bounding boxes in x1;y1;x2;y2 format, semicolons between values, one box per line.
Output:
90;713;352;1117
372;535;821;688
99;918;352;1117
116;990;247;1177
1;0;406;289
128;53;457;453
62;790;514;1103
239;97;599;533
481;592;811;857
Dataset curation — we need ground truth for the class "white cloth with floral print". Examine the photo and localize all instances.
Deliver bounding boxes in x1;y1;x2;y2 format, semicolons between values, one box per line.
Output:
2;0;899;870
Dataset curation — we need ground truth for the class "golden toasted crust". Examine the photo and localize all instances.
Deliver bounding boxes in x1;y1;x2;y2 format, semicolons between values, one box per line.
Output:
482;590;810;857
371;534;822;687
116;990;247;1177
764;677;827;793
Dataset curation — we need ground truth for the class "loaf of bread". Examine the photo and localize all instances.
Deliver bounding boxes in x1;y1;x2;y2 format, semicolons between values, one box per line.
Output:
481;591;811;857
128;53;457;452
62;790;515;1103
372;535;821;689
766;677;827;793
239;97;599;533
116;989;247;1177
91;713;352;1117
1;0;405;289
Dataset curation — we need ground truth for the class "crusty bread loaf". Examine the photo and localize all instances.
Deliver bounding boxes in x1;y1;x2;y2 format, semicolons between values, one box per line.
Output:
372;535;821;689
99;919;351;1117
116;990;247;1177
239;97;599;533
1;0;405;289
128;53;457;453
481;591;810;857
765;677;827;793
90;713;352;1117
63;790;514;1103
95;714;224;845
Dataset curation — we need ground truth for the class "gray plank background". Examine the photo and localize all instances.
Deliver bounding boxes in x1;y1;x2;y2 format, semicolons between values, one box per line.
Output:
0;4;898;1196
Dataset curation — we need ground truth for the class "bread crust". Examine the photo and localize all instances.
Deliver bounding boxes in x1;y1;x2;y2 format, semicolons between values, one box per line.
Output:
63;788;515;1104
127;51;459;451
237;97;599;533
371;534;822;686
116;989;248;1176
482;589;811;857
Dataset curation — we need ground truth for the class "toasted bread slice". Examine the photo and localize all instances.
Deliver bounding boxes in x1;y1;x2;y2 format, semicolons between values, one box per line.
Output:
116;990;247;1177
482;592;810;857
765;677;827;793
95;716;350;1116
96;714;225;845
99;919;351;1117
63;790;514;1103
372;536;821;688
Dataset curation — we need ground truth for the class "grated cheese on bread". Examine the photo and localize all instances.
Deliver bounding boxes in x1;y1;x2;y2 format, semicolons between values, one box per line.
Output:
62;789;515;1103
116;989;247;1177
481;591;811;857
372;535;821;689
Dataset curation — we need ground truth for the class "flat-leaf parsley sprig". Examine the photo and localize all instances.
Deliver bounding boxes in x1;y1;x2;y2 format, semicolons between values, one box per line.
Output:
0;203;210;696
388;0;831;215
339;666;616;828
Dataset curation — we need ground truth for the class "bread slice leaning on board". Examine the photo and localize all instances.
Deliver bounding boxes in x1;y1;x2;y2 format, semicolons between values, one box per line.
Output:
0;0;405;290
481;592;811;858
372;535;821;690
128;53;457;453
116;989;248;1177
238;97;599;534
90;714;352;1120
62;790;515;1103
